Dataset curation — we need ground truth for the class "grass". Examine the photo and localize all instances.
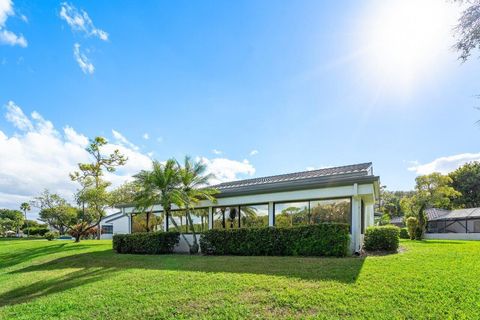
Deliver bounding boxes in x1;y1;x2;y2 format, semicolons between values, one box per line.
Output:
0;239;479;319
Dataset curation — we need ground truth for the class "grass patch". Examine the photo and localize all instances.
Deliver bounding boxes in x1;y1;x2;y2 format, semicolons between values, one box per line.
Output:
0;239;479;319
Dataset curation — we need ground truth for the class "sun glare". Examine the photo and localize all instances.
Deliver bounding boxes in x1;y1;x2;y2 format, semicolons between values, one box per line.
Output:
359;0;459;93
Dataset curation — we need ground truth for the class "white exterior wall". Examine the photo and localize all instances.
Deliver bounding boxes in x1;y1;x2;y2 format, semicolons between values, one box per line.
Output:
100;215;130;240
121;182;378;253
425;233;480;241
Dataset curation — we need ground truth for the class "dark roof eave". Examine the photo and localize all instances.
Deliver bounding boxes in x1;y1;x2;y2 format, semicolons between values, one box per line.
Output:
215;175;380;198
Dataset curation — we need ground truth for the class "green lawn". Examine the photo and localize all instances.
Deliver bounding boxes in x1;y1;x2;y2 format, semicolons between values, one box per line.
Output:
0;239;479;319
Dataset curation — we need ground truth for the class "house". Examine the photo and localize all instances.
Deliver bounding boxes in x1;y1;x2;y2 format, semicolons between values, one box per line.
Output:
389;216;405;227
114;162;380;254
98;211;130;239
425;207;480;240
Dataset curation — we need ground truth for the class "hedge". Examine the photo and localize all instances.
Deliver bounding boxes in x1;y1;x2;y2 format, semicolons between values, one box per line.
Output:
364;226;400;252
113;231;180;254
399;227;409;239
200;224;350;257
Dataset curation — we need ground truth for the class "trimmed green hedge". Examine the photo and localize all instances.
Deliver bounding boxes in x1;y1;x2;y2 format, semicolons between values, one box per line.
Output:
399;227;409;239
364;226;400;252
113;231;180;254
200;224;350;257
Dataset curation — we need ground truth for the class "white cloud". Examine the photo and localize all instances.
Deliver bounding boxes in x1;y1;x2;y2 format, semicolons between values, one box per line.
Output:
408;152;480;175
305;166;316;171
112;129;139;151
212;149;222;155
0;0;27;47
142;133;149;140
249;149;259;156
198;157;255;184
5;100;33;131
60;2;108;41
0;101;152;218
73;43;94;74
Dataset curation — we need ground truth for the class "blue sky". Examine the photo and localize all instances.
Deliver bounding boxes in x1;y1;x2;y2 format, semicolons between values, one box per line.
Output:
1;0;480;214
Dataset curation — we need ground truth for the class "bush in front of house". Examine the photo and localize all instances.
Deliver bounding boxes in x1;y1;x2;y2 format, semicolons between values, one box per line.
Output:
399;227;409;239
44;231;58;241
113;231;180;254
363;226;400;252
200;224;350;257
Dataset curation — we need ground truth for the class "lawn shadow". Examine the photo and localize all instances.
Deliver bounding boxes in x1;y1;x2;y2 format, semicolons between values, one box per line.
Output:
2;249;365;307
0;267;116;307
0;242;94;270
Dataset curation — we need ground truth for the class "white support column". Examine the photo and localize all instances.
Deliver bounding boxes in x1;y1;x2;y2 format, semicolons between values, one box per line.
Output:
208;207;213;229
351;196;362;253
268;201;274;226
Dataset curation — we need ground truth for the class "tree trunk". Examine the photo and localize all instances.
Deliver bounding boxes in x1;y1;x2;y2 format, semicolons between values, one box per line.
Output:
146;211;150;232
74;234;81;242
185;205;199;254
167;208;191;248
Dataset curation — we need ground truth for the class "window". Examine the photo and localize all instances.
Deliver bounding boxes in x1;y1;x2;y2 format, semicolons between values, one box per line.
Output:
274;198;351;227
186;208;209;232
168;210;187;232
213;207;240;229
168;209;209;233
310;198;351;225
132;211;164;233
274;202;309;227
240;204;269;228
101;225;113;234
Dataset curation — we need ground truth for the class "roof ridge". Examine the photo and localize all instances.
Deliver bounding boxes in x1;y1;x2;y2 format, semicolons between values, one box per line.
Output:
211;162;372;188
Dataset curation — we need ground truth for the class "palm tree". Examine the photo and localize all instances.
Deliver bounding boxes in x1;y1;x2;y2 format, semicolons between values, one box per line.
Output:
134;160;191;244
20;202;31;237
177;156;218;254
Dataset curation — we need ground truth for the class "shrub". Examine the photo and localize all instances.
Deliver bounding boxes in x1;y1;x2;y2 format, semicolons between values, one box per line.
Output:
113;231;180;254
44;231;58;241
24;226;49;236
399;228;409;239
406;217;418;240
364;226;400;252
200;224;350;257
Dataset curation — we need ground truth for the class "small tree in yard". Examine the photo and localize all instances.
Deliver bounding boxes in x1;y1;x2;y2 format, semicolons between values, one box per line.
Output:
70;137;127;242
406;217;418;240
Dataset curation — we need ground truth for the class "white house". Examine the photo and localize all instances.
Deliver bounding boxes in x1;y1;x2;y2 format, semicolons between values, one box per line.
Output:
111;162;380;253
99;211;130;240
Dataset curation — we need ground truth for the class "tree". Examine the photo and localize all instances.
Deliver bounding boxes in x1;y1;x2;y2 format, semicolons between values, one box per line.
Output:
454;0;480;62
401;173;461;239
0;209;24;236
134;160;188;242
32;190;77;235
177;156;218;253
70;137;127;242
20;202;31;236
449;162;480;208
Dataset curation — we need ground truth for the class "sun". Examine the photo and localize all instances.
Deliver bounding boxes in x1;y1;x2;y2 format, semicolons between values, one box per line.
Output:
358;0;459;92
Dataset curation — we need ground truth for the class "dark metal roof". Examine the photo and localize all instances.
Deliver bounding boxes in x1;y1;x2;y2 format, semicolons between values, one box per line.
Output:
427;208;480;221
211;162;378;198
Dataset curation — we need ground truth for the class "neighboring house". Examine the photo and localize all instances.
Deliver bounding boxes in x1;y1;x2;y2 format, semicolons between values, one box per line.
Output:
425;208;480;240
118;162;380;254
390;216;405;227
98;211;130;240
